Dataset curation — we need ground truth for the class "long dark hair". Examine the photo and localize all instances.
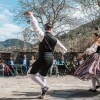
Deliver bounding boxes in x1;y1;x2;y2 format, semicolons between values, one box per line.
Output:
0;58;3;63
94;27;99;30
93;33;100;38
94;26;100;37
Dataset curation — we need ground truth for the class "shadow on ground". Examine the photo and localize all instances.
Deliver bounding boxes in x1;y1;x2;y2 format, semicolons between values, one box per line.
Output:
0;89;100;100
12;91;40;96
49;89;100;99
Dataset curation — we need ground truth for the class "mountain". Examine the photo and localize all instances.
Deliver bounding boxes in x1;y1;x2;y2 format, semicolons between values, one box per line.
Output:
0;39;33;50
0;41;4;49
0;18;100;52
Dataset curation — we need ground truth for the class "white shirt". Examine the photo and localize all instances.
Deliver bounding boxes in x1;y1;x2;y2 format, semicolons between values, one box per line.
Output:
85;43;98;55
29;14;67;54
10;60;14;65
53;59;57;64
23;59;27;65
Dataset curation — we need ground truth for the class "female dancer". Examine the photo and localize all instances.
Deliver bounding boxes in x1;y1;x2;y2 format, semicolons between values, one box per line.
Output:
74;33;100;92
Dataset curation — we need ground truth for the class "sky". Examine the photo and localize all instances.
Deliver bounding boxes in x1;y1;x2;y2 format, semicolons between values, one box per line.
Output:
0;0;99;42
0;0;22;41
0;0;84;42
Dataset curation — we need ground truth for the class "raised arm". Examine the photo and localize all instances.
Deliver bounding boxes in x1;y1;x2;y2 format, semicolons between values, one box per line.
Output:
56;39;67;54
24;11;44;42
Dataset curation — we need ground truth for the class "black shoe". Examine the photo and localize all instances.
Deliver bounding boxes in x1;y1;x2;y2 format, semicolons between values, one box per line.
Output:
40;86;49;98
37;96;44;99
96;85;100;89
88;89;97;92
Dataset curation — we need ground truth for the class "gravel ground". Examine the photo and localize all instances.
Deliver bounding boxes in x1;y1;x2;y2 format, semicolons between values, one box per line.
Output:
0;75;100;100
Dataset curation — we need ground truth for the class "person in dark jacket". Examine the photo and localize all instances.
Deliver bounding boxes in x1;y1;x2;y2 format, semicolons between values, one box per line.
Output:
20;54;29;74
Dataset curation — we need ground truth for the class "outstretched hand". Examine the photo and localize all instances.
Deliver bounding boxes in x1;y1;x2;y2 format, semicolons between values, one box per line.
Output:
77;53;83;59
24;11;33;15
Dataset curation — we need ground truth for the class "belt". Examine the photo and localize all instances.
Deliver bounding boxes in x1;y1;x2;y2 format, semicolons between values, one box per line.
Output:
44;52;53;55
39;52;53;57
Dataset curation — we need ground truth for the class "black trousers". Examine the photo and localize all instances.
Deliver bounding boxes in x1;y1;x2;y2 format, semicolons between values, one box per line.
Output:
29;53;54;77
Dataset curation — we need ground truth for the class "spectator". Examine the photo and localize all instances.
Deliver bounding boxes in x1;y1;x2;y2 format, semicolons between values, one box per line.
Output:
49;58;59;76
61;55;70;74
79;57;84;65
29;55;36;66
20;54;29;74
0;58;4;76
8;56;16;75
72;56;79;68
61;55;65;64
0;58;13;76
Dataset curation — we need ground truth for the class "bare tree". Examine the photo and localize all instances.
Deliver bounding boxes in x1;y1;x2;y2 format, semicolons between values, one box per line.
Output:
14;0;100;52
14;0;83;37
21;27;37;44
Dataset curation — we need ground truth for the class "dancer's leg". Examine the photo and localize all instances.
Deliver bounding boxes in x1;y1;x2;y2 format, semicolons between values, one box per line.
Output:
95;76;100;86
28;74;46;88
89;76;97;92
91;76;96;90
40;75;47;86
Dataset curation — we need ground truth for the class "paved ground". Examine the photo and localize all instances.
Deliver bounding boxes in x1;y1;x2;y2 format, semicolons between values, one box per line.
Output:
0;75;100;100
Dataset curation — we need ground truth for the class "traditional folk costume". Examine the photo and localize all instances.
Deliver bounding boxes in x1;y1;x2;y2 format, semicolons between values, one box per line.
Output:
74;43;100;92
27;13;67;98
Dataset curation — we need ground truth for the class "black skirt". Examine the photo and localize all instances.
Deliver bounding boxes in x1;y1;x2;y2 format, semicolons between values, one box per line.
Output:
28;52;54;76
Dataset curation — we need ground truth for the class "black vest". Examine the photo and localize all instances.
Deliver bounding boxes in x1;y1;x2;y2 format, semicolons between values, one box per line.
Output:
96;46;100;53
38;32;57;57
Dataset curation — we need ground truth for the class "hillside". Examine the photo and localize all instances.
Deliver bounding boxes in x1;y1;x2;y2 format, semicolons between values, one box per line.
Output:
59;18;100;38
32;18;100;52
0;18;100;52
0;39;33;50
56;18;100;52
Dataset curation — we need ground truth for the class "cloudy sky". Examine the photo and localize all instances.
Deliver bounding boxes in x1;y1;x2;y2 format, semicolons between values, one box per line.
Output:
0;0;84;42
0;0;99;42
0;0;22;41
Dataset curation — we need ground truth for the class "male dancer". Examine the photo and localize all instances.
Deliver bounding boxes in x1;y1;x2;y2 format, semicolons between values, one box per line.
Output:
24;11;67;99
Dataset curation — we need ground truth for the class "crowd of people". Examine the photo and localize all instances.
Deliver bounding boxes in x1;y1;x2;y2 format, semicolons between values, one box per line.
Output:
0;11;100;99
0;54;36;76
0;52;83;76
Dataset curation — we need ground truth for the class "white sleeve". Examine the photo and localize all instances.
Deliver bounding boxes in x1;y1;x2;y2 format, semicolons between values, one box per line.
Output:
85;43;98;55
56;39;67;54
2;64;5;70
29;14;44;42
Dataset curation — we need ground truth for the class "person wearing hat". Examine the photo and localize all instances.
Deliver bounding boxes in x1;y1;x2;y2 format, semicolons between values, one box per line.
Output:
24;11;67;99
